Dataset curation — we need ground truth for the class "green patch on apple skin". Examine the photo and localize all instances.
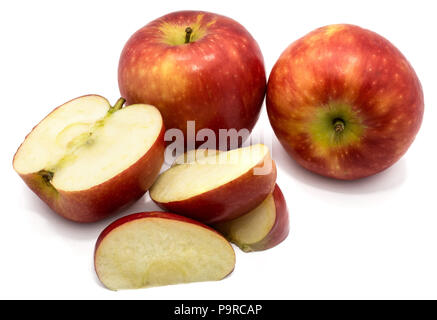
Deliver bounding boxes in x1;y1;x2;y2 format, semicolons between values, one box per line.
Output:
308;101;365;149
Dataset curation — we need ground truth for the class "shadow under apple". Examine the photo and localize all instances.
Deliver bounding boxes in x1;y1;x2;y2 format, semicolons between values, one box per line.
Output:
22;186;162;241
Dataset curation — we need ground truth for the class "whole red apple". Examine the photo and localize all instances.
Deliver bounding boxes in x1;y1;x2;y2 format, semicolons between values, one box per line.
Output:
267;24;424;180
118;10;266;149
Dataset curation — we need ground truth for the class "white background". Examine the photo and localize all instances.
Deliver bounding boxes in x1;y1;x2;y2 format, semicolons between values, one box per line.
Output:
1;0;436;299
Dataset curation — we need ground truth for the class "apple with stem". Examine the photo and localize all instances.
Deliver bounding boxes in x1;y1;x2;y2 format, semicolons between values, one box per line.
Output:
94;211;235;290
13;95;165;222
118;10;266;149
267;24;424;180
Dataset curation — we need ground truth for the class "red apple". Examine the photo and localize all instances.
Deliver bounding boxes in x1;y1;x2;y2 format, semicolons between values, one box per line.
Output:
267;24;424;180
13;95;165;222
118;10;266;149
214;184;289;252
94;211;235;290
150;144;277;224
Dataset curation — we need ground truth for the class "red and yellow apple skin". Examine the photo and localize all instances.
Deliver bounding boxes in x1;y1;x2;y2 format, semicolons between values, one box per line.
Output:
267;24;424;180
14;132;165;223
152;155;277;224
214;184;289;252
118;10;266;148
246;184;289;252
13;97;165;223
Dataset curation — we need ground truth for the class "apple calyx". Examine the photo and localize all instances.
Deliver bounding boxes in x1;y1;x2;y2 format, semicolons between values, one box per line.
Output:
333;118;345;133
184;27;193;43
38;169;54;183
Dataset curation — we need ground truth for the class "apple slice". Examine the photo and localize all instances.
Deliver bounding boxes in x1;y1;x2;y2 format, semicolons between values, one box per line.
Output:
150;144;277;224
214;184;289;252
13;95;165;222
94;211;236;290
172;148;221;167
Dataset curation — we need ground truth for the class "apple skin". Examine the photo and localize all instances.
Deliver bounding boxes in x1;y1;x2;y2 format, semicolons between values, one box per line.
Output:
152;154;277;224
94;211;235;288
267;24;424;180
214;184;289;252
118;10;266;149
13;95;165;223
245;184;289;252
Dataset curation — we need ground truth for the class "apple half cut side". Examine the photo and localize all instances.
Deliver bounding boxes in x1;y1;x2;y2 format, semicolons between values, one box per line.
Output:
13;95;165;222
94;211;236;290
150;144;277;224
214;184;289;252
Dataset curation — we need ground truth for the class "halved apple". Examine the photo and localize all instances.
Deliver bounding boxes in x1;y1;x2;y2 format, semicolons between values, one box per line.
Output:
214;184;289;252
13;95;165;222
150;144;277;224
94;211;236;290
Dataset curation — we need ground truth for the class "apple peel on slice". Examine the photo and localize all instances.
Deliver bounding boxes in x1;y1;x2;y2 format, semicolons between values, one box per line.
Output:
94;211;236;290
214;184;289;252
13;95;165;222
150;144;277;224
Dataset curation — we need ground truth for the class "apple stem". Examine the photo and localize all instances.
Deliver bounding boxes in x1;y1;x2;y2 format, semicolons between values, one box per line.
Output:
185;27;193;44
110;98;126;113
333;118;345;133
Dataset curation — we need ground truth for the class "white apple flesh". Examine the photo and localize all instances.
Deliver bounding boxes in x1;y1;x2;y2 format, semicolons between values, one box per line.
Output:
94;211;236;290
